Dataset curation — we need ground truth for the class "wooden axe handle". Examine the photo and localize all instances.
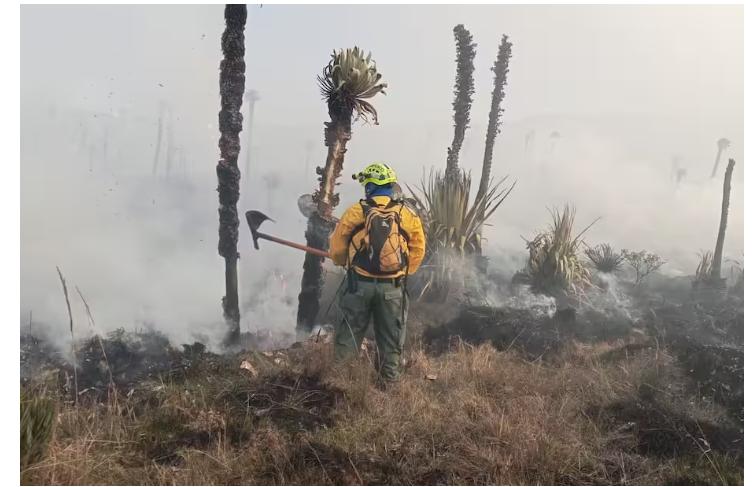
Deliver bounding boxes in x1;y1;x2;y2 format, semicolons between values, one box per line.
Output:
257;232;332;259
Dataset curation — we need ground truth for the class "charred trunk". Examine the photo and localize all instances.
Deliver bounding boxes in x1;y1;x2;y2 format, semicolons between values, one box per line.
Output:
296;113;351;334
711;159;735;282
216;4;247;344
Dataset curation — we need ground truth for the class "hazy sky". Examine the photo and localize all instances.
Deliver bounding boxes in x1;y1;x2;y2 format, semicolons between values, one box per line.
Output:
20;4;744;345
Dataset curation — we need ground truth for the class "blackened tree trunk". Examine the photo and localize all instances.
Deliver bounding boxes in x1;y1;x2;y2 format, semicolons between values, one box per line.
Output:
446;24;477;181
216;4;247;344
711;159;735;281
475;35;512;207
296;111;350;334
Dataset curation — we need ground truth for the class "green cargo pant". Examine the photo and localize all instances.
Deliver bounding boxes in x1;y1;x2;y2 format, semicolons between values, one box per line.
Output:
334;277;408;383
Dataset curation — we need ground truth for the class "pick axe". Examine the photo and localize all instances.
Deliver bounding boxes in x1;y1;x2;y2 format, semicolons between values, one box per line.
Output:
245;210;332;260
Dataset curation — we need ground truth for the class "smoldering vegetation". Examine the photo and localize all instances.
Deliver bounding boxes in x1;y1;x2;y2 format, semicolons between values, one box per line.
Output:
20;267;744;485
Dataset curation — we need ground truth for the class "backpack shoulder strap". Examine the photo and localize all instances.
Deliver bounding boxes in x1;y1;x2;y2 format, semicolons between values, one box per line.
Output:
383;200;411;244
348;200;372;247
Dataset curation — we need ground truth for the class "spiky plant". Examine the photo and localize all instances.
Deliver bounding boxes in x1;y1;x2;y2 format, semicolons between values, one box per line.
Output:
446;24;477;181
20;385;56;471
585;243;625;274
216;4;247;344
297;47;387;336
711;138;731;179
520;205;597;298
407;169;514;301
693;250;714;287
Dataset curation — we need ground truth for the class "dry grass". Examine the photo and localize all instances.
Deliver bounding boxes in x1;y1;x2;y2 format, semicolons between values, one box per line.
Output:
22;336;742;486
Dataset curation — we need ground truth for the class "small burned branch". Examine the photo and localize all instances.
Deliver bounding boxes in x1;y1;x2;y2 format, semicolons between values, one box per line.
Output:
76;286;114;390
56;267;78;405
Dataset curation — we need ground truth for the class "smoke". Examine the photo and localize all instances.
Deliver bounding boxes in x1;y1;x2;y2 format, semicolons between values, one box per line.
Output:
20;104;310;351
21;5;742;354
589;273;637;322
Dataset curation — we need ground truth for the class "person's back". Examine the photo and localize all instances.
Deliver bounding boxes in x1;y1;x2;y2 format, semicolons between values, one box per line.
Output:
329;163;425;384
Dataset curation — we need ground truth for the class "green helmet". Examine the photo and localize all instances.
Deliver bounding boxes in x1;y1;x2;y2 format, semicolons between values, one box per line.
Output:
352;162;398;187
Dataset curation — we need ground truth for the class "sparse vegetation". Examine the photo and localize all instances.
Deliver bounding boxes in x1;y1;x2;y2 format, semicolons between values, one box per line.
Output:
622;249;667;286
585;243;625;274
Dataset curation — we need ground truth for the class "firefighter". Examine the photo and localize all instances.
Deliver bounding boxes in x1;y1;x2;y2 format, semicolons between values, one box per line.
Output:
328;163;426;384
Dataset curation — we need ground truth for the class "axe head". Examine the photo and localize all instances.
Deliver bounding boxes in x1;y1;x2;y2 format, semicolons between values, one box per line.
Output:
245;210;275;250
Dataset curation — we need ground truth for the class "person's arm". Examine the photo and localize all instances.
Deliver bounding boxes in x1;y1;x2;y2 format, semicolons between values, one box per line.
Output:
329;204;362;267
402;208;426;274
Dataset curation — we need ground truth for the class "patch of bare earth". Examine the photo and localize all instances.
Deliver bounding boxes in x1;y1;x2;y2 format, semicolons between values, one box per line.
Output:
23;323;742;486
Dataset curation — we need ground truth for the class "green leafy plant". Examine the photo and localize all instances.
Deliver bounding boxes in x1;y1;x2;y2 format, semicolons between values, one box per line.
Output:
584;243;625;274
518;205;598;299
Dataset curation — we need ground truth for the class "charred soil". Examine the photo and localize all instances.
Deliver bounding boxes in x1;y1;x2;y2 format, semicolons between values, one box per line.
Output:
21;288;743;485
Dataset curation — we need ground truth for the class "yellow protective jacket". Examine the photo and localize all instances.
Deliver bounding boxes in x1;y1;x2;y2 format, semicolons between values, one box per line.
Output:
330;195;426;278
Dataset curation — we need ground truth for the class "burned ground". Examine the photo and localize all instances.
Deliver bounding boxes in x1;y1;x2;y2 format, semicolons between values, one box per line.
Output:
20;276;744;485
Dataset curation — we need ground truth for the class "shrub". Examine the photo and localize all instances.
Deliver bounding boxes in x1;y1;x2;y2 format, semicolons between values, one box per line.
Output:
584;243;625;274
621;249;666;286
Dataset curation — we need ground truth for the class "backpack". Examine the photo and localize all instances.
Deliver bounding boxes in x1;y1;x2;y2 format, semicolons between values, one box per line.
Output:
349;198;410;276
